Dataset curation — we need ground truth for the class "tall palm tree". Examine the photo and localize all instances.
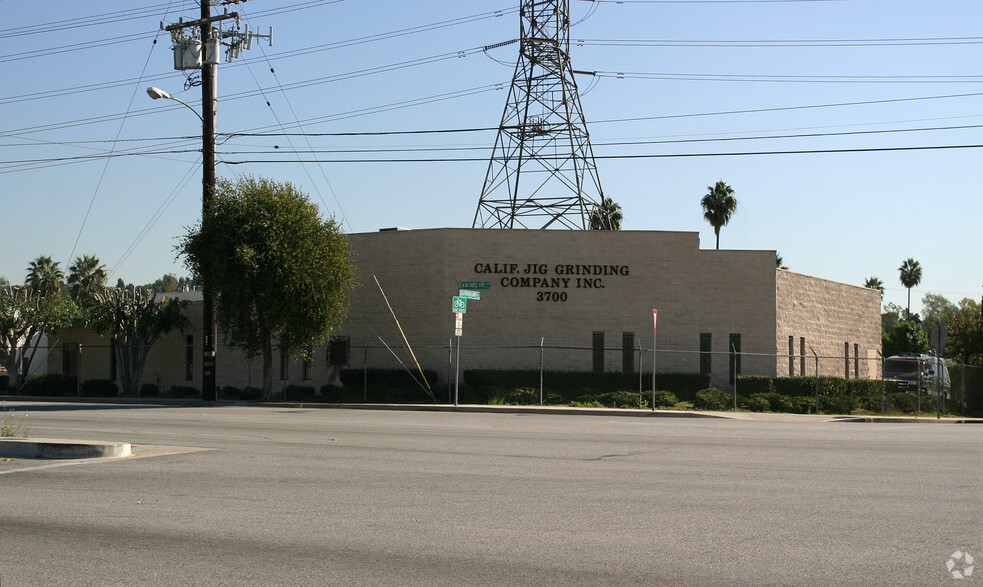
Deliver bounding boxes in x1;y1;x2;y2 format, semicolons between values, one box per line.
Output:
864;276;885;295
25;255;64;297
589;197;623;230
68;254;108;301
701;180;738;250
898;258;922;320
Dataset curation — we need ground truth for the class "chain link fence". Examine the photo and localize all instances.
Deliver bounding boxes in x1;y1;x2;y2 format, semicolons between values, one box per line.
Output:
2;340;981;416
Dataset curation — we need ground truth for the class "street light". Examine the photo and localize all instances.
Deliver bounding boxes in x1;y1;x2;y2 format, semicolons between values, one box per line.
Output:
146;87;203;121
147;83;218;402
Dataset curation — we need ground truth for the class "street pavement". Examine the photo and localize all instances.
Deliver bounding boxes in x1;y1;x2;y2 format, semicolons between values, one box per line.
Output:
1;401;981;585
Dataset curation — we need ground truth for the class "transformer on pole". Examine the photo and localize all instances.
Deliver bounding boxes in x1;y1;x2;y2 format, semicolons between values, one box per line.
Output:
473;0;606;230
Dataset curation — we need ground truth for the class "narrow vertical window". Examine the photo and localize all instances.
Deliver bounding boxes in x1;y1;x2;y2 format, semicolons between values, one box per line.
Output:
854;344;860;379
622;332;635;373
185;335;194;381
110;339;117;382
280;347;289;381
303;348;313;381
800;337;806;376
700;333;712;375
729;334;742;385
592;331;604;373
788;336;795;376
844;342;850;378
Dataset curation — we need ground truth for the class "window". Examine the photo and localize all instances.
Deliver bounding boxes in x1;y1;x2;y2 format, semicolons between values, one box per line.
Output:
185;335;194;381
729;334;742;385
622;332;635;373
280;347;289;381
788;336;795;376
844;342;850;378
592;331;604;373
110;339;117;382
700;333;712;375
303;348;313;381
854;344;860;379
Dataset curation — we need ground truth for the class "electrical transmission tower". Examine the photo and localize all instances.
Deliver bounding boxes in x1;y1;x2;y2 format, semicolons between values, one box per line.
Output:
473;0;606;230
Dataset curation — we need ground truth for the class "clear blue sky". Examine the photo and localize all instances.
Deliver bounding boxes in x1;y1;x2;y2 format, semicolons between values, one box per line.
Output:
2;0;981;317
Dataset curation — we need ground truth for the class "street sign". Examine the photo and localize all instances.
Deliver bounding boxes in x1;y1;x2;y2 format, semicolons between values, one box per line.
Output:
459;281;491;290
455;316;463;329
452;296;467;313
459;289;481;300
454;328;463;337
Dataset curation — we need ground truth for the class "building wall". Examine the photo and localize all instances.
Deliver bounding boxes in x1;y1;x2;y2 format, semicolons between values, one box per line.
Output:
775;269;882;379
45;229;881;392
342;229;779;387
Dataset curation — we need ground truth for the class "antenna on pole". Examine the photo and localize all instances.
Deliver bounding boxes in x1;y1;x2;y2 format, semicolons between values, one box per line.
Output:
473;0;606;230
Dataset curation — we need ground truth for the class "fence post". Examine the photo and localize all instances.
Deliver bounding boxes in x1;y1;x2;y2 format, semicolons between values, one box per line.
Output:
363;342;368;402
448;338;453;404
878;350;884;415
636;338;643;409
731;343;738;412
539;337;544;406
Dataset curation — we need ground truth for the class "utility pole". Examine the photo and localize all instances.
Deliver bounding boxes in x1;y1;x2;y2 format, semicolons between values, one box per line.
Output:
161;1;271;401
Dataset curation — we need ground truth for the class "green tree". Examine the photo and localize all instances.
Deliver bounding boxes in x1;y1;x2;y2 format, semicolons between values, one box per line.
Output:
589;197;623;230
881;302;904;334
0;285;77;389
776;252;788;270
147;273;182;293
883;320;930;357
26;255;64;297
67;254;108;306
920;292;957;335
701;180;738;250
898;258;922;320
89;288;189;396
864;276;884;295
179;176;357;400
945;298;982;366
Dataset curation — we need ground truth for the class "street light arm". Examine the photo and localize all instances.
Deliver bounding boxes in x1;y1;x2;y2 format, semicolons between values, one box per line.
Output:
146;86;203;121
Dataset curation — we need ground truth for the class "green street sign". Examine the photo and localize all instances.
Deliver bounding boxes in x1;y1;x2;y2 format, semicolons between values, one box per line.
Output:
459;289;481;300
452;296;467;313
459;281;491;290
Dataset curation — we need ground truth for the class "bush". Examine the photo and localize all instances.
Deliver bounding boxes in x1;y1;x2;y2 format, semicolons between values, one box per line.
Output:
693;387;732;411
284;385;316;401
20;374;74;396
139;383;161;397
80;379;118;397
652;390;679;408
890;392;918;414
168;385;199;398
819;394;858;414
219;385;240;400
0;374;8;391
747;394;771;412
737;375;773;396
596;391;648;409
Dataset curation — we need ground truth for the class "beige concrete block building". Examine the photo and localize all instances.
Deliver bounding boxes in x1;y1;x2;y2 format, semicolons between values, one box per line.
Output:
48;228;881;393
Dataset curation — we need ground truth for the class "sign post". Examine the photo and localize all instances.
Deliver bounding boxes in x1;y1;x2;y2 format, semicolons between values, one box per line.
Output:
652;309;658;411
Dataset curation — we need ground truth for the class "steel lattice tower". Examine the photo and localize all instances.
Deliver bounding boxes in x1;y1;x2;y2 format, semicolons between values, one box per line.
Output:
473;0;606;230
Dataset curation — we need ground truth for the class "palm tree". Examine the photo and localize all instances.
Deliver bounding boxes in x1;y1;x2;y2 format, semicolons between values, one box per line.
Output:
25;255;64;297
68;254;108;301
701;180;738;250
776;252;788;270
589;197;623;230
864;276;885;295
898;258;922;320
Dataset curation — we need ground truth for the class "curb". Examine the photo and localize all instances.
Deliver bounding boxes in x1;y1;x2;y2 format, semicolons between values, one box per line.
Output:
0;438;132;459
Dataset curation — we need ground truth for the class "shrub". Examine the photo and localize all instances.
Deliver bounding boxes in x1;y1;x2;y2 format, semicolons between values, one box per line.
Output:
0;374;8;391
819;394;858;414
737;375;773;395
168;385;199;398
597;391;647;409
140;383;161;397
747;394;771;412
240;386;263;401
890;392;918;414
693;387;732;411
219;386;240;400
20;374;74;397
284;385;316;401
652;390;679;408
80;379;118;397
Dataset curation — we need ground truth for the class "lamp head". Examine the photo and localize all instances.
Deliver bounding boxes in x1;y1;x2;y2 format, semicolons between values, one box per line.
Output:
146;87;172;100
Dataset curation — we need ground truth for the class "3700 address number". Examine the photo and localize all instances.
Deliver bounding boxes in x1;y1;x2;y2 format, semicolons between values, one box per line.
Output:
536;290;567;302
